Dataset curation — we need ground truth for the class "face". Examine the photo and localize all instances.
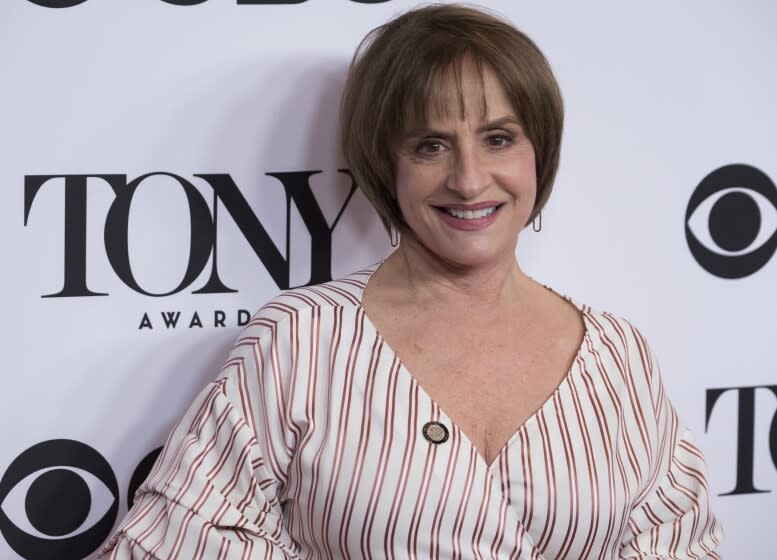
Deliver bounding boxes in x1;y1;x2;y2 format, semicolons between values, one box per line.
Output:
394;64;537;270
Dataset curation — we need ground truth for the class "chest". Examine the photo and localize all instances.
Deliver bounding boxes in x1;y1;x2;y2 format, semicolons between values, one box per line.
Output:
373;310;577;465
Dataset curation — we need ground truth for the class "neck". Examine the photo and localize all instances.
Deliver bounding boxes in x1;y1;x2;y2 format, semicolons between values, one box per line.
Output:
383;235;527;308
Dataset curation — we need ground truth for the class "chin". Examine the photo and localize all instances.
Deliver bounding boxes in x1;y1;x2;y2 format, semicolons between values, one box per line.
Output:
428;240;515;270
402;218;522;269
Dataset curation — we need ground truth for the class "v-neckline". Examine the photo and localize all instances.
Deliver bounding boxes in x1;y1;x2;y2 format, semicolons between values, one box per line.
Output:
351;261;595;473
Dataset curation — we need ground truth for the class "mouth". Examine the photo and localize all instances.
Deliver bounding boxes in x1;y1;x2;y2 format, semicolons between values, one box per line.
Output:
432;202;504;231
440;206;499;220
435;203;504;220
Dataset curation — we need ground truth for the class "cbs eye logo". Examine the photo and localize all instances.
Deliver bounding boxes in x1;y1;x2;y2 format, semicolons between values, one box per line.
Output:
0;440;161;560
686;164;777;279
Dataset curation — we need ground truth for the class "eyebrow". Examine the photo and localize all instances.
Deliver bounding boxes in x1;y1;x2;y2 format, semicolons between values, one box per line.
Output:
403;116;522;140
475;116;522;133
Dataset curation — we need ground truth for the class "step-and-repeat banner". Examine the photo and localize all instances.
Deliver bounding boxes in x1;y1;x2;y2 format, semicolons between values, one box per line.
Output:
2;1;775;558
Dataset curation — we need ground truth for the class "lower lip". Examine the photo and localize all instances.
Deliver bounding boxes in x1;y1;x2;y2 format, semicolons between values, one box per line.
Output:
436;206;501;231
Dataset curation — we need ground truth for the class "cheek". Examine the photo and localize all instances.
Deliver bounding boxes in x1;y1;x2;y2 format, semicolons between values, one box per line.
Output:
393;169;412;219
394;163;424;229
396;186;428;231
395;163;439;210
518;150;538;201
501;158;537;199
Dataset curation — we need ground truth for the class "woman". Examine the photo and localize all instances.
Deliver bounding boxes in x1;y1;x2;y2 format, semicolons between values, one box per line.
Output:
100;5;722;559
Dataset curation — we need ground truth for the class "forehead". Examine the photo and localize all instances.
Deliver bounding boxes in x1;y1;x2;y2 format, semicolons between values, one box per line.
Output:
405;58;515;131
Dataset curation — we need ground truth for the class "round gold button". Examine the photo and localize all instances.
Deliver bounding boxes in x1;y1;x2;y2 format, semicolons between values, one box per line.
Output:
422;421;449;444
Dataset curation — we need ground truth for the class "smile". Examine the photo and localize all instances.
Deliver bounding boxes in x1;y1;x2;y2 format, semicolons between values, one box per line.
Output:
442;206;498;220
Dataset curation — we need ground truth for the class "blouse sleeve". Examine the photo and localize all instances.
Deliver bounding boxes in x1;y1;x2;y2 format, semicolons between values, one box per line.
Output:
618;331;723;559
98;315;300;559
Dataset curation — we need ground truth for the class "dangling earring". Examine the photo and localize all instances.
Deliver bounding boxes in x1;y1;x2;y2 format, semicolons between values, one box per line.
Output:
390;226;400;247
532;212;542;232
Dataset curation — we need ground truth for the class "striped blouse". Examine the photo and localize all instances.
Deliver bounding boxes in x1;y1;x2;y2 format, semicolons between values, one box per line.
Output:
99;264;723;559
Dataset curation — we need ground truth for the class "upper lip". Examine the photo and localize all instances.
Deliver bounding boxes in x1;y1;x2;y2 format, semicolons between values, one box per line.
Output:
434;201;504;211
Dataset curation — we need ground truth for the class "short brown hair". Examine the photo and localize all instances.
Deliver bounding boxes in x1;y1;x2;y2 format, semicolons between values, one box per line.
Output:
340;4;564;233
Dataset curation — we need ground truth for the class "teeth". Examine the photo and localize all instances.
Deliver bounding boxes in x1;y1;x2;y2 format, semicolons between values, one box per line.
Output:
444;206;497;219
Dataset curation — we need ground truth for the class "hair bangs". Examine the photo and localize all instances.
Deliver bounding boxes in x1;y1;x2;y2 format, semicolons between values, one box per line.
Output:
400;47;491;139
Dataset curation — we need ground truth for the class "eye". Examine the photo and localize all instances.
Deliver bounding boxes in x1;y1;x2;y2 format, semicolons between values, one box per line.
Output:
685;164;777;279
687;188;777;255
1;467;115;539
414;138;446;155
485;133;513;149
0;439;118;560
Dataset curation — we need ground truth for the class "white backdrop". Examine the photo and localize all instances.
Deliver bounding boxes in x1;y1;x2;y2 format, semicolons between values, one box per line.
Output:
2;1;776;558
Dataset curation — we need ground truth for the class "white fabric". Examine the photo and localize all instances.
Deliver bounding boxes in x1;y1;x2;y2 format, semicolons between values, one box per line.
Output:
100;264;723;559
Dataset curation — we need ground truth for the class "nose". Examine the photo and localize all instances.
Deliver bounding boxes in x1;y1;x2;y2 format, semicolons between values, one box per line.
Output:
446;143;490;198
